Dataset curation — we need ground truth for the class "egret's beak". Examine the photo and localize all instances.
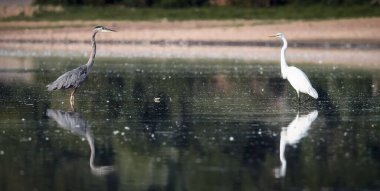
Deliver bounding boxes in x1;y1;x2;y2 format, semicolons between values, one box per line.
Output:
102;27;117;32
268;35;277;37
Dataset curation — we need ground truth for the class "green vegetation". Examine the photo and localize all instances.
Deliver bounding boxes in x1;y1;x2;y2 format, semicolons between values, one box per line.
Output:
5;4;380;21
34;0;376;7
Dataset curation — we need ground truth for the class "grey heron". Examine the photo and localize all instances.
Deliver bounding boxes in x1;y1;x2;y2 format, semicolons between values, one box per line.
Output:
47;26;116;108
269;33;318;103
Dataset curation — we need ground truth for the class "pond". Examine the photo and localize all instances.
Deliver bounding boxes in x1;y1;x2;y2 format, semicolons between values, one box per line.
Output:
0;56;379;190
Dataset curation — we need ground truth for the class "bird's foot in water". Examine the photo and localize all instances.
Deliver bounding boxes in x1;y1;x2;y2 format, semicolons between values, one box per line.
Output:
69;89;76;111
69;96;75;111
296;96;317;111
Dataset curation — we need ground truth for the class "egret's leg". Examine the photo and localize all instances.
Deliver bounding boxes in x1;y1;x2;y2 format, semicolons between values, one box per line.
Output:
297;91;300;105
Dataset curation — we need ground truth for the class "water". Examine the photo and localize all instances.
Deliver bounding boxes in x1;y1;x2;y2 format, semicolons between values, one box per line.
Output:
0;56;380;190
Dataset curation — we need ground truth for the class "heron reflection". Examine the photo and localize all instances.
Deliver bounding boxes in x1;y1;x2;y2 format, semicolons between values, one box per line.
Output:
47;109;114;176
274;110;318;178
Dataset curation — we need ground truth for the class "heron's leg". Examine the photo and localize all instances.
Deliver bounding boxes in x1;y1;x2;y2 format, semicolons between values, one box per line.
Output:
70;89;77;108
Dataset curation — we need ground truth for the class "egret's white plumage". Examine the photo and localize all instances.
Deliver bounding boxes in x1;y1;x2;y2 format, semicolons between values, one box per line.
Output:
271;33;318;100
286;67;318;99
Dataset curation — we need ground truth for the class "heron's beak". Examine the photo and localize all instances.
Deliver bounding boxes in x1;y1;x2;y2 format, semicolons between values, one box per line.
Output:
102;28;117;32
268;35;277;37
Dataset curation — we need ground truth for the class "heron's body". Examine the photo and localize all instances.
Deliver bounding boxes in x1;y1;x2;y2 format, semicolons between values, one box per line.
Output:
47;65;88;91
47;26;115;108
272;33;318;101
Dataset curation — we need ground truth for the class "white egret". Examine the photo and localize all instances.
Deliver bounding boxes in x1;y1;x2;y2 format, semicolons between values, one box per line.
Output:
270;33;318;102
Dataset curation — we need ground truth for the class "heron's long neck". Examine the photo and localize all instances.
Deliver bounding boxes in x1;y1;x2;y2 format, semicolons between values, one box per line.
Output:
280;37;288;79
86;31;97;72
86;132;96;169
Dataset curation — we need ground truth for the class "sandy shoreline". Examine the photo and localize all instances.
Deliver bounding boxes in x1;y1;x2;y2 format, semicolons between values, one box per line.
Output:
0;18;379;66
1;18;380;42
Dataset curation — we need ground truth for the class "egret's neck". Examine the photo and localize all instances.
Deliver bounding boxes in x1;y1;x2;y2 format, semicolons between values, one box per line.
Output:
279;129;287;177
280;37;288;79
279;130;287;164
86;30;98;72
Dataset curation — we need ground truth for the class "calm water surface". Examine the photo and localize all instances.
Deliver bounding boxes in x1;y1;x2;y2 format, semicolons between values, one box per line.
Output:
0;56;379;191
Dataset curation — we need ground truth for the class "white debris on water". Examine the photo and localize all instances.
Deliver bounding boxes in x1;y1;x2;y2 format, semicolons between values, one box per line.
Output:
124;126;130;130
229;136;234;141
0;150;4;155
259;66;263;74
113;130;120;135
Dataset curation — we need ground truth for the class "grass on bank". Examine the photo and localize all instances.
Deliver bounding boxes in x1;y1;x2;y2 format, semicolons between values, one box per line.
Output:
4;4;380;21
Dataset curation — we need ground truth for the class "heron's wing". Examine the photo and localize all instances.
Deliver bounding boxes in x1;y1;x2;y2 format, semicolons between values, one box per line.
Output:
47;65;88;91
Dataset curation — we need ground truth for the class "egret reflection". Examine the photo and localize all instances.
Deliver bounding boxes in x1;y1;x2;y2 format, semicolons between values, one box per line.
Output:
46;109;114;176
275;110;318;178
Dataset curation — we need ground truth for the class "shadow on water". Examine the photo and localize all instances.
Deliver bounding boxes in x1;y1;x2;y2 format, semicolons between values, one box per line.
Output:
0;56;380;190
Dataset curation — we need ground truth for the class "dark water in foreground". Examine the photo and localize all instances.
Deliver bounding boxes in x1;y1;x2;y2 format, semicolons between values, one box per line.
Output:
0;56;380;191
